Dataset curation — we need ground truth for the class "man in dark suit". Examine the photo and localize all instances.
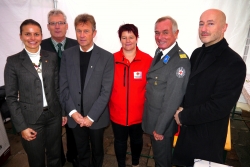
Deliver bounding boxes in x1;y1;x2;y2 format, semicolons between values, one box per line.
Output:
173;9;246;166
40;9;78;166
142;16;191;167
60;13;114;167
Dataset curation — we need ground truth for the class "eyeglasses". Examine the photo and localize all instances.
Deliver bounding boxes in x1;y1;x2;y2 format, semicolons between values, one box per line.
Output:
48;21;66;26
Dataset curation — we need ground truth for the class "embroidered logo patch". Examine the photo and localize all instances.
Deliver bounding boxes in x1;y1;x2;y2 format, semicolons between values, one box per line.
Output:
176;67;185;78
134;71;142;79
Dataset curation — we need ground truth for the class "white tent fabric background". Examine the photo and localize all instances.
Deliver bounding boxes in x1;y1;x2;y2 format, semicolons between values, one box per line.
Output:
0;0;249;86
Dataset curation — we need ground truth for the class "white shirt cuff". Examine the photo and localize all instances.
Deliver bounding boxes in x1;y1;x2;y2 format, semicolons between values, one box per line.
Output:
69;109;77;117
87;115;94;122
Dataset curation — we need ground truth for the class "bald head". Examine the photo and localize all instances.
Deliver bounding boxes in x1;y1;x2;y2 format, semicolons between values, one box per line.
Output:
201;9;226;26
199;9;228;47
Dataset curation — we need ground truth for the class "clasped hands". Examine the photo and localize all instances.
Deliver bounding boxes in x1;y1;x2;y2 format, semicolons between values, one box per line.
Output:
72;112;93;127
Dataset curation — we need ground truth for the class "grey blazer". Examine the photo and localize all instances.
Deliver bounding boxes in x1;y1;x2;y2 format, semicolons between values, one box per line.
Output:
60;44;114;129
4;49;62;132
142;43;191;137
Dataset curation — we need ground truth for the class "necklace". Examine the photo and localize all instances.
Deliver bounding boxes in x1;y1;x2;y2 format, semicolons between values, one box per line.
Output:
33;56;42;73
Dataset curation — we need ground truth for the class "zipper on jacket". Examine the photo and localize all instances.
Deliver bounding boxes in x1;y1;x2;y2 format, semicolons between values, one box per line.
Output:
123;67;126;87
126;65;130;126
116;61;137;126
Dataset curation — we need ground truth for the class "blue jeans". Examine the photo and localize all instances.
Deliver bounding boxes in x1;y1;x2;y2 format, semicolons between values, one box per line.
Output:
111;121;143;167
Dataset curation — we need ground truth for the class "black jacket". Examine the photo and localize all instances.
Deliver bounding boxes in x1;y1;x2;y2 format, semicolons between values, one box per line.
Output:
173;38;246;166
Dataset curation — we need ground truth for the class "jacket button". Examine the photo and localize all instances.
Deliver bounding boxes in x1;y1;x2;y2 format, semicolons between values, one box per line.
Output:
78;104;80;106
79;92;81;94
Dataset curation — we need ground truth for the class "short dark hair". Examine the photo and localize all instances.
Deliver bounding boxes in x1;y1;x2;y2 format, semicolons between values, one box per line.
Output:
118;24;139;40
74;13;96;31
20;19;42;34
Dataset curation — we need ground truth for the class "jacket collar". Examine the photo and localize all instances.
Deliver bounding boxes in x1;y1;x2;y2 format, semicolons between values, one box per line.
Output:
19;48;50;78
115;46;142;63
149;43;179;72
20;49;39;78
190;38;228;79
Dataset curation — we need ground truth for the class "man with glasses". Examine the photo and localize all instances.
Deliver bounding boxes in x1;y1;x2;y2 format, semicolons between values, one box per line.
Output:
41;9;78;167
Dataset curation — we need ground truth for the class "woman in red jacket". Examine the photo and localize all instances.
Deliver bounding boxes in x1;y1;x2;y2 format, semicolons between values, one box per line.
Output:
109;24;152;167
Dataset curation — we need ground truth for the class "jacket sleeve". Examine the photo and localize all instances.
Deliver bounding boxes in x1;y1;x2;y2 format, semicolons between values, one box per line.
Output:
4;57;27;132
155;60;191;134
53;55;65;116
59;52;76;114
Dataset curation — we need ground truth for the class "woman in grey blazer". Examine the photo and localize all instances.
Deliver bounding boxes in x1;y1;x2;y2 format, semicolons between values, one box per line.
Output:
4;19;65;167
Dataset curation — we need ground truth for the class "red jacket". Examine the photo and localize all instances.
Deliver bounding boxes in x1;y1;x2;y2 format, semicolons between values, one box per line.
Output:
109;47;152;126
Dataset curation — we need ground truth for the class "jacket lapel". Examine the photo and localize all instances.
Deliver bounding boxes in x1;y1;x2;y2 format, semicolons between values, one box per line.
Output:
189;51;216;79
20;49;39;78
41;50;50;80
84;44;100;90
190;39;228;79
72;48;81;89
148;44;178;73
189;38;229;79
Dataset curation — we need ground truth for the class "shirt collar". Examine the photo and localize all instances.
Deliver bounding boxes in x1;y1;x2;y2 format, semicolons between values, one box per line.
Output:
160;42;176;59
25;46;41;57
80;44;94;52
51;37;66;51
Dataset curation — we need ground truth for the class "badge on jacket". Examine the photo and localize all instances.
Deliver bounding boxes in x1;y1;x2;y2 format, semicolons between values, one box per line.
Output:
134;71;142;79
176;67;185;78
163;55;170;64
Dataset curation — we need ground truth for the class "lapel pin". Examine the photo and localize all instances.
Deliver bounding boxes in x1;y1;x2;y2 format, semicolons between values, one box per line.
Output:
45;60;48;63
91;66;93;68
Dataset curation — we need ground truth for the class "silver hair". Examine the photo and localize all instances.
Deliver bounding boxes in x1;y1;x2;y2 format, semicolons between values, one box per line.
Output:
47;9;67;23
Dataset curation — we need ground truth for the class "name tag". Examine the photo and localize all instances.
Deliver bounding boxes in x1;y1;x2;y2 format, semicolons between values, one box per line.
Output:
134;71;142;79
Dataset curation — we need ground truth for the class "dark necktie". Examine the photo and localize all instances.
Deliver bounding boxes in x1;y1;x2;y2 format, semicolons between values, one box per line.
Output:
57;43;62;58
154;51;163;65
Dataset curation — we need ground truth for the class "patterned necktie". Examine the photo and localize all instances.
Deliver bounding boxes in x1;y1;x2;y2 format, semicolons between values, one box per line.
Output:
57;43;62;58
154;51;163;65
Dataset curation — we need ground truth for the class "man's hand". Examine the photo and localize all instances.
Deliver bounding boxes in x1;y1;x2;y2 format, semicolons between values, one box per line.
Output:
80;116;93;127
21;128;37;141
62;116;67;126
71;112;84;125
174;107;183;126
153;131;164;141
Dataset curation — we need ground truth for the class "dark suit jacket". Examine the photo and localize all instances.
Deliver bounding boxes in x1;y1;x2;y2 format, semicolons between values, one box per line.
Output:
173;38;246;166
41;37;78;116
4;49;62;132
41;37;78;53
142;43;191;137
60;44;114;129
